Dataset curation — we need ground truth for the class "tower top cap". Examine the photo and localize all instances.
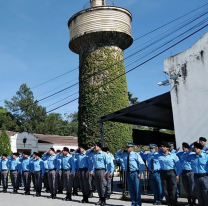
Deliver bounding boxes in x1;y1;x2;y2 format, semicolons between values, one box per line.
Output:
90;0;106;7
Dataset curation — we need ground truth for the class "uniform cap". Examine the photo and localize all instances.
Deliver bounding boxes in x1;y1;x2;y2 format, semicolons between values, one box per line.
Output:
95;142;102;148
2;153;7;157
63;147;69;152
194;142;203;150
149;144;157;148
168;142;175;146
126;142;134;147
49;148;55;152
79;144;88;150
12;152;19;156
161;141;170;148
70;149;74;152
35;153;42;158
23;151;30;156
182;142;189;149
199;137;207;142
56;150;61;153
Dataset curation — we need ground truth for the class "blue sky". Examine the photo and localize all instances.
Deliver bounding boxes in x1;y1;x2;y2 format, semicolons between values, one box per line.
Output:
0;0;208;117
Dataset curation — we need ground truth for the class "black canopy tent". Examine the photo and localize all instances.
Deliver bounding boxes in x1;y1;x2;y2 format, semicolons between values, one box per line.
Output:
98;92;175;146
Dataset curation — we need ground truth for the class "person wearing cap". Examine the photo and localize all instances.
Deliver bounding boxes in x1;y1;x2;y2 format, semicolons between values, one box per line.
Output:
0;154;9;193
102;147;115;200
181;142;208;206
140;144;163;205
176;142;196;206
56;150;64;194
31;152;45;197
47;148;58;199
9;152;20;194
199;137;208;152
153;141;182;206
86;142;110;206
116;142;145;206
18;151;31;195
42;150;50;193
60;147;76;201
73;145;90;203
168;142;177;154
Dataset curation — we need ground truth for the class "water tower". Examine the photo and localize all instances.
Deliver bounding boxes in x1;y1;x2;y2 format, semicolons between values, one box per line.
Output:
68;0;133;149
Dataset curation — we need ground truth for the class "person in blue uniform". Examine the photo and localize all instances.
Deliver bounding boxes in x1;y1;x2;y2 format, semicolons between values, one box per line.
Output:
181;142;208;206
30;152;37;192
102;147;115;200
154;141;182;206
88;149;95;198
176;142;196;206
19;151;31;195
60;147;76;201
31;152;45;197
168;142;177;154
9;152;20;194
0;153;9;193
56;150;64;194
47;148;58;199
86;142;110;206
42;151;50;193
189;137;208;153
74;145;90;203
140;144;163;205
116;142;145;206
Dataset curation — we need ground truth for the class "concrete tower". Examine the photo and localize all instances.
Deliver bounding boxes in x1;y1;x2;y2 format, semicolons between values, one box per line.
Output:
68;0;133;151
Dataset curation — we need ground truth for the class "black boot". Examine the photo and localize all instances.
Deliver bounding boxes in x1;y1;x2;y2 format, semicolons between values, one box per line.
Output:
73;189;78;196
3;189;7;193
80;195;86;203
191;198;196;206
100;197;106;206
85;195;89;203
52;194;57;199
63;192;70;201
95;199;101;205
89;190;93;198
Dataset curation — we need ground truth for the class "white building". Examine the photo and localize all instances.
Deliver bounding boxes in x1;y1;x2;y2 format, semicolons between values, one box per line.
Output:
0;131;78;154
164;31;208;148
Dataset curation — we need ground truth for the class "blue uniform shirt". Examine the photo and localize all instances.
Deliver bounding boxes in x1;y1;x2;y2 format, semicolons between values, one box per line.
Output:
19;157;31;173
59;154;76;174
47;154;57;170
105;152;115;174
154;152;182;176
0;159;9;171
31;158;45;176
170;149;177;154
74;151;89;171
9;157;20;171
181;151;208;174
116;150;145;175
176;151;193;171
87;153;94;173
86;149;109;173
140;150;161;171
42;153;50;169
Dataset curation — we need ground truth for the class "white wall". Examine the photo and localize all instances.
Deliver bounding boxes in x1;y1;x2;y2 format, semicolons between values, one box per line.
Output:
164;32;208;149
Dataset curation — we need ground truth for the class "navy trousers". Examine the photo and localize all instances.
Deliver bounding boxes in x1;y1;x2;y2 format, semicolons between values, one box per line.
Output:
126;172;141;206
149;171;163;202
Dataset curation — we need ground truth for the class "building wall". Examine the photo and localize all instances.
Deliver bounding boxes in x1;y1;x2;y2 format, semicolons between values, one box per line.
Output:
164;32;208;148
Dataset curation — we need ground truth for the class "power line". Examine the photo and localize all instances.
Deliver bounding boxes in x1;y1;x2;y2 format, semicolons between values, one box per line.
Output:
1;2;208;103
46;22;208;113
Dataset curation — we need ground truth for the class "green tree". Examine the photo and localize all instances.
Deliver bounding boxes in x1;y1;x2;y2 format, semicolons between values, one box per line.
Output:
0;124;12;155
0;107;20;131
5;84;46;133
128;92;139;105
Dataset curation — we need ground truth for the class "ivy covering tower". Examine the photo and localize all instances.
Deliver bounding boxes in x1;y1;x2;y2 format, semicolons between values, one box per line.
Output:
68;0;133;153
0;124;12;156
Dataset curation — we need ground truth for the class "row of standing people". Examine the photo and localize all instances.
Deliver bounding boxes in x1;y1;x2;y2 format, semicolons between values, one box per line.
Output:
0;142;115;206
115;137;208;206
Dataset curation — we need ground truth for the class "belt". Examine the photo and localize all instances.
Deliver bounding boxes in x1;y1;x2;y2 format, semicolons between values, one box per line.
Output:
10;170;18;172
45;169;49;171
63;169;71;172
34;170;41;173
127;171;137;174
79;168;88;170
49;168;56;171
150;170;160;174
95;168;105;171
23;170;30;173
183;170;193;173
194;173;207;177
1;169;8;172
161;169;175;173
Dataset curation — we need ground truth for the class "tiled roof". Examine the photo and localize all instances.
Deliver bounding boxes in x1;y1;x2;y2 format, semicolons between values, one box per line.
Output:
0;131;78;146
